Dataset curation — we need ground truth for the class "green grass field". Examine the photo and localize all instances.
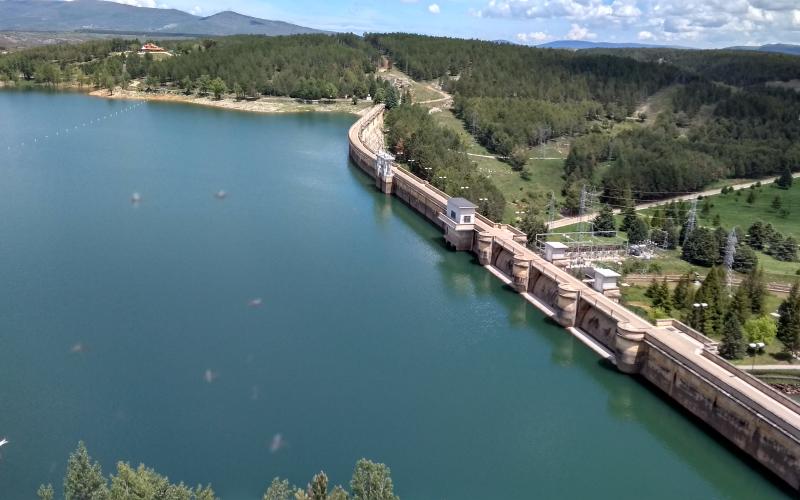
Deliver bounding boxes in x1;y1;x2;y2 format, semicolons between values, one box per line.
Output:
691;183;800;239
430;109;568;223
638;182;800;282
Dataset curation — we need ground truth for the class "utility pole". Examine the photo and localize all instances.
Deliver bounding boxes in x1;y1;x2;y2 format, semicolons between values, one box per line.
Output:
547;191;556;229
683;198;698;246
724;227;738;295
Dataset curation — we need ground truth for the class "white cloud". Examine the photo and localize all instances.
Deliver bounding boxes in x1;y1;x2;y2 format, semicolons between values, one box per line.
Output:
565;23;596;40
478;0;800;46
478;0;639;23
516;31;551;43
112;0;159;7
428;3;440;14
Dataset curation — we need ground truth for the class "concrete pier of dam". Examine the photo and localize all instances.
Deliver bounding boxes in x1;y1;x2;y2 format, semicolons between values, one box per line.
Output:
349;104;800;491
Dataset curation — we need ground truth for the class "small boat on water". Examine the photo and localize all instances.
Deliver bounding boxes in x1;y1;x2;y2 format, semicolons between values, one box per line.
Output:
215;190;227;200
0;438;8;448
131;192;142;204
248;298;263;307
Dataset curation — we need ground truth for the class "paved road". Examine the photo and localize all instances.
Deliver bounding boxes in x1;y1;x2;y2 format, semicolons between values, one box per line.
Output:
550;172;800;229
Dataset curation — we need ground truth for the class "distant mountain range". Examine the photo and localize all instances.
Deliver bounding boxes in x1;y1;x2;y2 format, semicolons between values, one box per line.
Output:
536;40;684;50
536;40;800;56
725;44;800;56
0;0;326;36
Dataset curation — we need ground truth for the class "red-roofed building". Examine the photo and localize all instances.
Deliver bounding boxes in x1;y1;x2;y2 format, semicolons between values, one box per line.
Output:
140;43;167;53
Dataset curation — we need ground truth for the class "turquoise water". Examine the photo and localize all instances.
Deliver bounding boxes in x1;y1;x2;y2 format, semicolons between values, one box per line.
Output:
0;91;791;499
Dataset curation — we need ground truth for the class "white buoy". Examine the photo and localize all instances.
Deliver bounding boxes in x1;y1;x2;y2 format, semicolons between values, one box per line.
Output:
214;190;227;200
131;192;141;204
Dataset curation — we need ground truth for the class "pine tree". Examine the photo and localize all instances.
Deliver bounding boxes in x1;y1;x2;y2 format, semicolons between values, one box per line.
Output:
627;217;649;244
746;221;767;250
653;279;671;311
592;203;615;233
777;283;800;359
309;472;328;500
350;459;398;500
730;284;752;324
695;266;727;336
719;312;746;360
37;484;54;500
672;272;694;312
264;478;293;500
620;188;637;232
772;195;782;211
777;166;794;189
746;189;757;204
742;266;767;316
64;442;108;500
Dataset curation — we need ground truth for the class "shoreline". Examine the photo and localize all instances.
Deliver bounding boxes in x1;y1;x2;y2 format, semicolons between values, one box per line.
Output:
87;88;373;116
0;81;371;116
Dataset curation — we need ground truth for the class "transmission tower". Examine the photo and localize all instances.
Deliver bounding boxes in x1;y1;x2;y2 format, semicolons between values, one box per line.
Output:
723;228;738;294
577;184;588;234
547;191;556;228
683;199;698;246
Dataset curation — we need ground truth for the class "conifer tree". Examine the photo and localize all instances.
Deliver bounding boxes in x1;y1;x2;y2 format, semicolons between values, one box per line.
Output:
719;312;746;360
592;203;615;233
672;272;694;312
350;459;398;500
730;284;752;324
777;283;800;359
742;266;767;315
619;188;637;233
777;166;794;189
64;442;108;500
263;478;292;500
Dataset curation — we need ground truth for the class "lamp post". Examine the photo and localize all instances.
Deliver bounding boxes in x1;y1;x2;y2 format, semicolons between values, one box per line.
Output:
748;342;766;370
692;302;709;331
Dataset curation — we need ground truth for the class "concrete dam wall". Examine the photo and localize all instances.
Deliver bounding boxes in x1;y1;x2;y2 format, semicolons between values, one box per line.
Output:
348;105;800;491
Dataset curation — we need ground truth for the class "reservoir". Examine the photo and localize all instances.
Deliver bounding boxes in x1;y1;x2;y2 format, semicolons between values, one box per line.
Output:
0;91;791;499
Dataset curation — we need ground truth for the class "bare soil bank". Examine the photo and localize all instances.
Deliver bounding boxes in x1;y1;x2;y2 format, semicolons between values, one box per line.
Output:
88;88;373;116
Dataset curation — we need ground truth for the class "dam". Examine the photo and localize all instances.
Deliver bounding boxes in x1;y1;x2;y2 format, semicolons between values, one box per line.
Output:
0;90;795;498
350;104;800;491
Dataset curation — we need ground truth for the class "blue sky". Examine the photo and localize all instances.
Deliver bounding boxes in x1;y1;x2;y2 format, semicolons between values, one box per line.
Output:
112;0;800;48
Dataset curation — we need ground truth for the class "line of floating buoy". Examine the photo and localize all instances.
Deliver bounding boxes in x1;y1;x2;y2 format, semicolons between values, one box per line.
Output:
2;100;146;154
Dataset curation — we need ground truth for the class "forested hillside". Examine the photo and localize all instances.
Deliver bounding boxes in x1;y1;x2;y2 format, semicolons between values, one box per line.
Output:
368;34;800;210
0;35;382;100
584;48;800;86
367;34;685;156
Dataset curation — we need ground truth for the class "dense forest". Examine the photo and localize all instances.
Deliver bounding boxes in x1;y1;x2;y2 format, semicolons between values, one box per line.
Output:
584;47;800;86
367;34;800;207
367;34;687;156
0;35;383;100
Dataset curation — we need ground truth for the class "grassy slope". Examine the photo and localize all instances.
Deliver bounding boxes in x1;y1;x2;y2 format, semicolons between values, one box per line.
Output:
430;108;566;223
